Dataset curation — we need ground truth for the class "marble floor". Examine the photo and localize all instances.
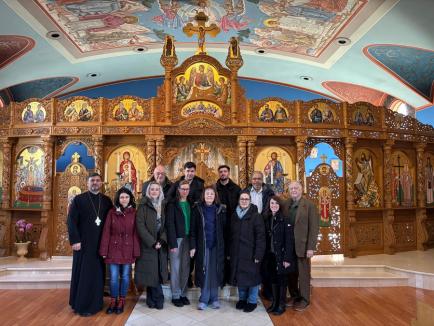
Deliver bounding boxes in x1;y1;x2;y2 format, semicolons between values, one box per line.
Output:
126;292;273;326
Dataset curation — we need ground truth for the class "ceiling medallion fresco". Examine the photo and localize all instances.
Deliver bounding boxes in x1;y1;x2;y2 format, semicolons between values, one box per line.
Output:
322;81;385;106
32;0;370;58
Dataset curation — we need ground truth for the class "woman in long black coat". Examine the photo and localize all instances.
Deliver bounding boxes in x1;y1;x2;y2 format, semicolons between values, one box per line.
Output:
262;196;296;315
135;182;168;310
229;191;265;313
190;186;226;310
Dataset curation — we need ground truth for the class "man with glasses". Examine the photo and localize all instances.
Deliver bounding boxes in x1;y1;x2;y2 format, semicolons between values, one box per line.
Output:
142;164;172;197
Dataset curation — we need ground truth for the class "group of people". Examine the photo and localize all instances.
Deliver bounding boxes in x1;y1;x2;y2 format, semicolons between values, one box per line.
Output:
67;162;319;317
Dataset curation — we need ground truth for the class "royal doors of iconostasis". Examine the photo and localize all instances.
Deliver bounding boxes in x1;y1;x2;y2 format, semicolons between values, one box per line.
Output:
164;137;238;184
305;140;345;255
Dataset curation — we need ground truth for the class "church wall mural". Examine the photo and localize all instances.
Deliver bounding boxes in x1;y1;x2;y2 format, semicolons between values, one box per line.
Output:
254;147;293;195
1;19;434;259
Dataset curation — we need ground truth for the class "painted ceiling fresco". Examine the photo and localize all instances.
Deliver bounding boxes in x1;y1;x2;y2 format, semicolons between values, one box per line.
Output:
322;81;385;106
0;35;34;69
8;77;77;102
35;0;366;57
365;45;434;102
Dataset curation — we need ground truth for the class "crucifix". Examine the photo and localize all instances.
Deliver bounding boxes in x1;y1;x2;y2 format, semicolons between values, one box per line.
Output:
320;154;328;163
183;11;220;54
393;155;404;205
194;143;210;162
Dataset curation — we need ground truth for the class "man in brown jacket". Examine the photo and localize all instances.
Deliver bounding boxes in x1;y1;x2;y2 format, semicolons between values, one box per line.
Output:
285;181;319;311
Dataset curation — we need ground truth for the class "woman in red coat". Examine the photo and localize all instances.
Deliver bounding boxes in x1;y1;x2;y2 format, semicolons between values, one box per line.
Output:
99;187;140;314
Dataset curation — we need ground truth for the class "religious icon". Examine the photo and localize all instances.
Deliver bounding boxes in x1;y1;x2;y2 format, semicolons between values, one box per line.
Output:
181;100;222;118
264;152;285;194
64;100;94;122
330;159;340;172
353;105;375;126
391;154;414;207
70;164;81;176
258;101;289;122
228;36;241;58
118;151;138;194
318;187;332;227
163;35;176;57
21;102;46;124
182;11;220;54
308;103;335;123
14;146;45;208
310;146;318;158
112;99;144;121
427;156;434;205
354;151;380;208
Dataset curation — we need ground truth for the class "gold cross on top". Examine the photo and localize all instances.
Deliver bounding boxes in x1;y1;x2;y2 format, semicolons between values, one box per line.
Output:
183;11;220;54
194;143;210;162
72;152;81;163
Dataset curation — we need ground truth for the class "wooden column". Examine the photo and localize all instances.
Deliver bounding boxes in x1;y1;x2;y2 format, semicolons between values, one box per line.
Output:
0;138;13;256
39;136;54;260
155;136;165;167
345;137;357;257
146;138;156;179
246;137;257;184
237;137;248;189
415;143;428;250
295;136;306;187
383;139;396;254
92;136;104;175
230;71;238;123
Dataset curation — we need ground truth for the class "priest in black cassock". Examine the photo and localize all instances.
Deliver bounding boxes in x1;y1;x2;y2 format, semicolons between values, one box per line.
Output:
67;173;113;316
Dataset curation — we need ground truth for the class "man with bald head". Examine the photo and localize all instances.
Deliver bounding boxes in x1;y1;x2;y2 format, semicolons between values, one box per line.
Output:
142;165;172;197
284;181;319;311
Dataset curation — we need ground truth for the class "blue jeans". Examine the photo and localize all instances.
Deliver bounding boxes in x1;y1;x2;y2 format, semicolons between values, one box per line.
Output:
238;285;259;304
109;264;131;298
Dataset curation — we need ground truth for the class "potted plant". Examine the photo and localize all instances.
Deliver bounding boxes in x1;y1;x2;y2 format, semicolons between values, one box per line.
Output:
15;219;33;260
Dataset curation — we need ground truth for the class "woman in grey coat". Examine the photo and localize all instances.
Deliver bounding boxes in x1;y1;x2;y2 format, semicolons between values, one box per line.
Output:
135;182;168;310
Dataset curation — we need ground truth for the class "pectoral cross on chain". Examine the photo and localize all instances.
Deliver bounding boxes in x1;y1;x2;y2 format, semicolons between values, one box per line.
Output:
183;11;220;54
95;216;101;226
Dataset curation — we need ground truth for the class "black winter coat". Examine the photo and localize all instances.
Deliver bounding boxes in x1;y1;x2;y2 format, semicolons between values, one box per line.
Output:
190;203;226;288
167;176;205;204
262;211;297;276
229;205;266;287
166;200;192;249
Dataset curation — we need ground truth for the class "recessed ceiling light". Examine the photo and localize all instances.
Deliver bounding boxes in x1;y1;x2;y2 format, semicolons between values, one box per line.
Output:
335;37;351;46
134;46;148;53
86;73;100;78
255;48;267;54
299;76;313;81
46;31;62;39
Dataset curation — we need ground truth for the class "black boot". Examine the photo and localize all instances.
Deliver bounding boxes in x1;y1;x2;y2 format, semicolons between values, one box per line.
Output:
106;297;117;314
271;285;285;316
267;284;278;312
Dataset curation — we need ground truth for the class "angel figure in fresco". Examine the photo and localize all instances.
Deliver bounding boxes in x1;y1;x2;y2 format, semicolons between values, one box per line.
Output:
35;104;45;122
153;0;183;29
119;151;137;194
66;14;139;36
259;104;274;122
264;152;285;194
426;157;434;205
59;1;123;17
78;102;92;121
354;152;380;207
114;102;129;121
194;65;211;88
221;0;249;32
22;105;34;123
274;105;288;122
175;76;190;102
215;77;229;103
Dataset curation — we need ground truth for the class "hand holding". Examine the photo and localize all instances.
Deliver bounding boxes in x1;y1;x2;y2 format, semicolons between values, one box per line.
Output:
306;250;314;258
155;242;162;250
190;249;196;258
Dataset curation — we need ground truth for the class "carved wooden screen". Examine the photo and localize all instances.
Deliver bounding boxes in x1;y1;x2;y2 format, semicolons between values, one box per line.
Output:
53;162;88;255
306;163;345;254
